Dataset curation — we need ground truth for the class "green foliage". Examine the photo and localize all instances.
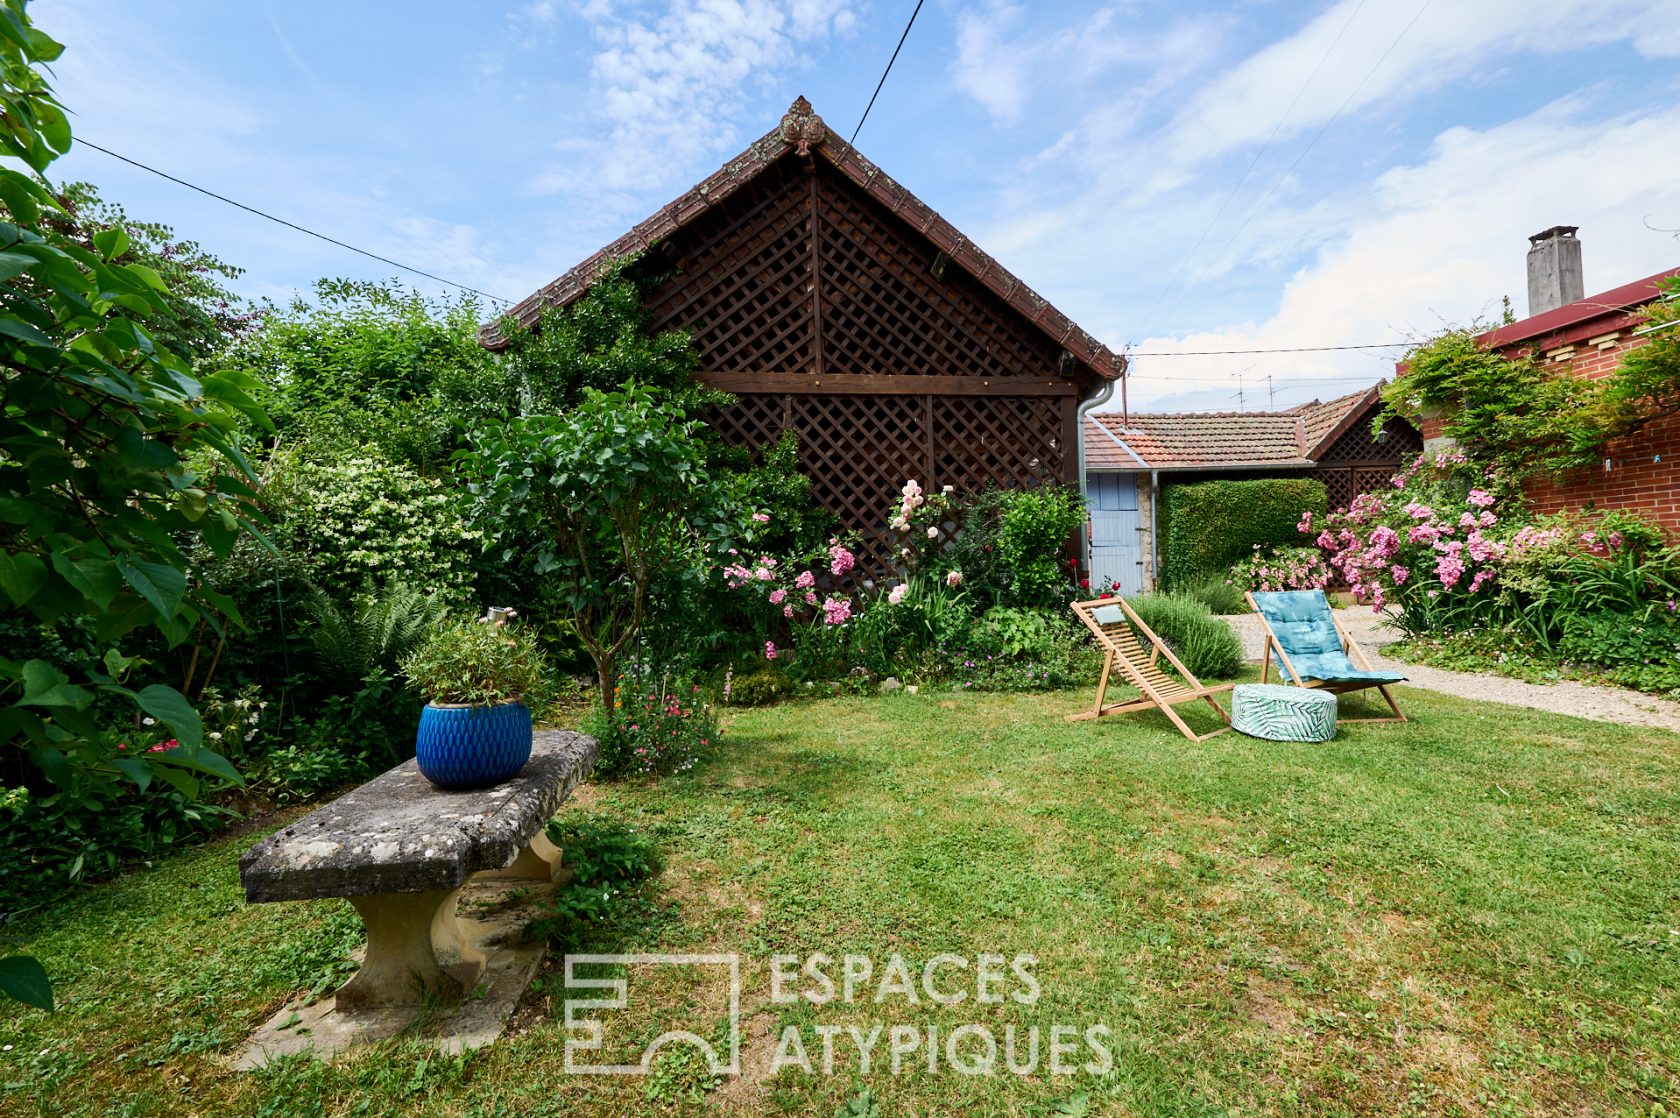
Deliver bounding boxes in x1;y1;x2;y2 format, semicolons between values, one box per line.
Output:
1378;327;1584;472
1182;576;1248;616
847;575;973;677
55;181;255;361
1125;593;1244;680
1380;288;1680;476
399;618;550;708
976;606;1052;659
586;671;717;778
1556;612;1680;694
1158;478;1327;590
1226;543;1331;594
1595;277;1680;444
229;279;510;473
711;430;834;556
0;1;259;803
938;607;1098;692
950;486;1084;608
465;385;731;711
263;451;480;604
0;953;51;1010
725;667;791;706
301;584;448;687
494;260;699;416
531;814;660;947
1;766;232;911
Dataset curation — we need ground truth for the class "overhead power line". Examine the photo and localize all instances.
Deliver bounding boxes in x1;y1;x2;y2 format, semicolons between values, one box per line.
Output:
73;138;514;305
1127;341;1409;356
1143;0;1436;336
850;0;926;147
1131;0;1372;342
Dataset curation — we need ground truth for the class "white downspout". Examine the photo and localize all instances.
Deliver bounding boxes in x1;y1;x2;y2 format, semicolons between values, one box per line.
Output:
1075;373;1121;576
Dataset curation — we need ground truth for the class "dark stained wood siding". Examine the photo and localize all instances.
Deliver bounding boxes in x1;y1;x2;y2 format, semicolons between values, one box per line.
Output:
634;153;1091;570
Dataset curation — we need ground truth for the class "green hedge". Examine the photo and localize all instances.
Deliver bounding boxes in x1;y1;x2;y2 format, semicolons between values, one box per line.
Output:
1158;477;1328;591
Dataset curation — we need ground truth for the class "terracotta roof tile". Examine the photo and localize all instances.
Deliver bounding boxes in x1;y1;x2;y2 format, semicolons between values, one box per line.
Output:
481;99;1124;380
1087;412;1311;470
1284;385;1380;457
1085;382;1385;470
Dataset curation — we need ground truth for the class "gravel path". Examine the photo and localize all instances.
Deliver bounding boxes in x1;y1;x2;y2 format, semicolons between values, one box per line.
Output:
1222;609;1680;734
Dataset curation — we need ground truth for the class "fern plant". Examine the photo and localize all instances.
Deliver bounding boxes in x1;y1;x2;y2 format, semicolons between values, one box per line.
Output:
303;584;449;684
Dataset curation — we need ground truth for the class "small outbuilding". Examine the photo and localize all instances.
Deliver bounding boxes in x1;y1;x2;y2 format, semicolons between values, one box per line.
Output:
1083;384;1422;593
485;98;1126;572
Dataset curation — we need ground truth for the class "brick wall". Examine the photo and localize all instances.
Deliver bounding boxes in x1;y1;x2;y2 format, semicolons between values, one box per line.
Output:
1405;271;1679;532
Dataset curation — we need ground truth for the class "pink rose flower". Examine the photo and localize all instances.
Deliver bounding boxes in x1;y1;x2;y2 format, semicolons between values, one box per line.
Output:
946;570;963;588
795;570;815;589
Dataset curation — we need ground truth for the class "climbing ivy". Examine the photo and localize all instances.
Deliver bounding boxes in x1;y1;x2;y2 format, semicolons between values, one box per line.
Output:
1378;282;1680;476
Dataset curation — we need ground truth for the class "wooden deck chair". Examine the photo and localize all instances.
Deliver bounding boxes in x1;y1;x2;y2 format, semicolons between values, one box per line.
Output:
1245;589;1407;723
1066;596;1234;741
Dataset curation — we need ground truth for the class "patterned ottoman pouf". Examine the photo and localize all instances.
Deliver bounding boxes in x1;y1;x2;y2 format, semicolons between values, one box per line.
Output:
1231;683;1338;742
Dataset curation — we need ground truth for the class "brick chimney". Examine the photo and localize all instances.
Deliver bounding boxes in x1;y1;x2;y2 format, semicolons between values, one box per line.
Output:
1526;226;1584;317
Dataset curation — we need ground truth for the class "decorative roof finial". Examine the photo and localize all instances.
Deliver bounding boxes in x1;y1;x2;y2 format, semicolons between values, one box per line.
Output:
779;96;826;157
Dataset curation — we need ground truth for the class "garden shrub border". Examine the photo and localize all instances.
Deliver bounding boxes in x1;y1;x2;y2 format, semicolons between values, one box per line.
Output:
1158;478;1328;591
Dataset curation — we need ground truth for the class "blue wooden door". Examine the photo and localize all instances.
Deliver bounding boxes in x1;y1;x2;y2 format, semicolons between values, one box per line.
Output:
1087;473;1143;595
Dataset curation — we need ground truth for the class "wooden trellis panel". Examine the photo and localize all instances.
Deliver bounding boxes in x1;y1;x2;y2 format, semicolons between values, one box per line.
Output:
813;168;1065;380
637;151;1096;574
643;158;814;374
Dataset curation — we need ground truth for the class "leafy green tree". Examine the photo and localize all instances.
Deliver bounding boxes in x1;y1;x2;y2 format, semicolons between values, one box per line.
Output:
494;260;699;416
54;181;258;361
227;278;512;473
1;0;256;800
1590;276;1680;446
464;386;731;711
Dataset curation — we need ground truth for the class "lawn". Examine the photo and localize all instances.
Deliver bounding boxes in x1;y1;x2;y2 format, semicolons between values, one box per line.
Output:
5;683;1680;1117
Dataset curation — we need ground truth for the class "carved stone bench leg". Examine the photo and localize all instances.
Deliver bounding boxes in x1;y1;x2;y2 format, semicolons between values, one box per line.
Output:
335;888;487;1011
476;831;564;882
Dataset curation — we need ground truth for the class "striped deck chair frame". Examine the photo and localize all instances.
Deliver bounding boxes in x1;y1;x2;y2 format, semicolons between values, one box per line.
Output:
1066;596;1234;742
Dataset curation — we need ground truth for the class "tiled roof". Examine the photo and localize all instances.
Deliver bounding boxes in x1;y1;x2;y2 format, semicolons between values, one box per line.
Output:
1086;412;1311;470
1286;385;1380;458
1086;382;1384;470
1477;266;1680;354
482;98;1125;381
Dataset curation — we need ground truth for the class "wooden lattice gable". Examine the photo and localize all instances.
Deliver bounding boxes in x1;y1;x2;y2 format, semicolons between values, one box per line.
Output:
481;97;1124;383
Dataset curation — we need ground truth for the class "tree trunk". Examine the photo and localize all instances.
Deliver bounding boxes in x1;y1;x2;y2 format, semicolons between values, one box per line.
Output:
595;653;617;718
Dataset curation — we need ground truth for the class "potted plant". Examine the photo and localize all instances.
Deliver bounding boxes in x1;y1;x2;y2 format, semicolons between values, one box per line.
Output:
400;614;551;790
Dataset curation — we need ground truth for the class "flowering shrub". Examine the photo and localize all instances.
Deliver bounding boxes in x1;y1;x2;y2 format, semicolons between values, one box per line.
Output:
589;674;717;778
1310;452;1679;694
1312;452;1515;632
1226;543;1331;593
265;451;480;602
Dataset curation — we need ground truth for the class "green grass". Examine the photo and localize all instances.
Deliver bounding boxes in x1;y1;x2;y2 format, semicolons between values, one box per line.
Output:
5;684;1680;1116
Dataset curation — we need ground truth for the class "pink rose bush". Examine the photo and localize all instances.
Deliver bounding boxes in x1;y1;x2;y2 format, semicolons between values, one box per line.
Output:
1312;454;1514;631
1226;543;1331;594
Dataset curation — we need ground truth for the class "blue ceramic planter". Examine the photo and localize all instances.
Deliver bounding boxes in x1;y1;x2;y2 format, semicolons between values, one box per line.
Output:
415;701;533;790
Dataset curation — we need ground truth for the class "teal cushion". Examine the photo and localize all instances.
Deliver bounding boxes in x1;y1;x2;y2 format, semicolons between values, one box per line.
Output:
1232;683;1338;742
1250;590;1405;685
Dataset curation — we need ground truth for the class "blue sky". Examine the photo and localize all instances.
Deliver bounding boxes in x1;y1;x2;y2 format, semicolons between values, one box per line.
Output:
36;0;1680;412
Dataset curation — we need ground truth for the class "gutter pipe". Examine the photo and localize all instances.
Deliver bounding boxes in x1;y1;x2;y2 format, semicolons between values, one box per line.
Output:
1074;367;1123;577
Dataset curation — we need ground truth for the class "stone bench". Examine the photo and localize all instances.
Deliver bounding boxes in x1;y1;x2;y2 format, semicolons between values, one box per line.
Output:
240;729;598;1012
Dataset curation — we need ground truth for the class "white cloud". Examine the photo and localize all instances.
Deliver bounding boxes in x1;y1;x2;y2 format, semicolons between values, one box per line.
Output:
530;0;857;198
1113;96;1680;413
1165;0;1680;169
